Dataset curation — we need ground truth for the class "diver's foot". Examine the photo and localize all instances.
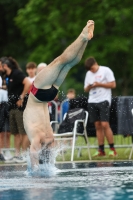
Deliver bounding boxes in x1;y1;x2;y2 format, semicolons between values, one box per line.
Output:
81;20;94;40
87;20;94;39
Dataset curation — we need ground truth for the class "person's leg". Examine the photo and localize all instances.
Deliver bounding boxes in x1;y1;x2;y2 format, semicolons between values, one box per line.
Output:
1;103;12;159
88;103;104;157
53;42;88;87
95;121;105;145
99;101;117;156
21;134;30;153
34;20;94;89
0;132;5;160
3;131;12;160
4;103;10;148
88;102;105;156
101;121;117;156
9;109;21;156
0;131;10;148
3;119;11;148
94;121;105;155
5;131;10;148
0;132;4;149
0;103;6;159
0;106;11;159
0;132;5;161
101;121;114;144
14;134;22;156
16;109;30;154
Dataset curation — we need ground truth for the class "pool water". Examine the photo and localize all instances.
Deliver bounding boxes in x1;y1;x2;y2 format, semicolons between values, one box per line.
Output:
0;161;133;200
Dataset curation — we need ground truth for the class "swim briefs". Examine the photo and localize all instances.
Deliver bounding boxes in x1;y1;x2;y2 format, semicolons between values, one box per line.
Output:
30;84;58;102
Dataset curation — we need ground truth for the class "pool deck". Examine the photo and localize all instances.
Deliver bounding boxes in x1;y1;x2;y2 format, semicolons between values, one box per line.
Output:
0;159;132;167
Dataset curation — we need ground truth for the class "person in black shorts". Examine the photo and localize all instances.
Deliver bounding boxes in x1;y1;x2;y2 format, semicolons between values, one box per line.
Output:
22;20;94;167
84;57;117;157
0;100;10;161
0;74;11;160
0;88;8;160
0;57;31;163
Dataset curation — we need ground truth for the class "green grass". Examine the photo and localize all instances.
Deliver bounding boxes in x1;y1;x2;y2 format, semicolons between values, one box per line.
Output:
56;135;133;161
9;135;133;162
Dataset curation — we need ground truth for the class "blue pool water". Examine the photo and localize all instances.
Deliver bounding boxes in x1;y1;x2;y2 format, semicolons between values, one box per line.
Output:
0;161;133;200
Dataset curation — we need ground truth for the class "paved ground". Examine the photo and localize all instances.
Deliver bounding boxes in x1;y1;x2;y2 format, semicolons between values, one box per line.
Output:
0;159;132;167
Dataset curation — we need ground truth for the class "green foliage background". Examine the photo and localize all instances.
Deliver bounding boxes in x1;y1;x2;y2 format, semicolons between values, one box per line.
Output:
1;0;133;97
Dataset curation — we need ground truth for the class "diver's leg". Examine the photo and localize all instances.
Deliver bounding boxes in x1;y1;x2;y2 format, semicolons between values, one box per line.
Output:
34;20;94;89
53;42;88;87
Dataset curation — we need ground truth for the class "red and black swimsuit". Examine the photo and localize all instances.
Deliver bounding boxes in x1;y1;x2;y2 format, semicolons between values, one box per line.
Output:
29;83;58;102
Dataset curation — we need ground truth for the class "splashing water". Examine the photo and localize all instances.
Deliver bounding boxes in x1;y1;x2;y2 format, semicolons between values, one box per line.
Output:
24;143;66;177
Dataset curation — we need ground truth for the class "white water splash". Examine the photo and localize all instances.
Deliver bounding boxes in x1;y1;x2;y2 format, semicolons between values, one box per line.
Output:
24;143;66;177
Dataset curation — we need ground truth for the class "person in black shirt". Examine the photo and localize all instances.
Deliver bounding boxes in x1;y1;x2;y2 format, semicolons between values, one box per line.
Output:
0;57;31;163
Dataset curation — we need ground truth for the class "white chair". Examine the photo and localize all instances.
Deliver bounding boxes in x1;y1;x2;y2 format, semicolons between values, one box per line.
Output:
129;109;133;159
51;110;91;161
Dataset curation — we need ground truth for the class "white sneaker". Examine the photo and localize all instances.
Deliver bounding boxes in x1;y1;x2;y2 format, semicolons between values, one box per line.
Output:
14;156;27;163
4;150;13;160
5;157;16;164
5;156;26;164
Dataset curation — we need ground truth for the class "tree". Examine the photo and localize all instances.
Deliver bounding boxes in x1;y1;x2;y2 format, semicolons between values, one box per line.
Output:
15;0;133;95
0;0;29;66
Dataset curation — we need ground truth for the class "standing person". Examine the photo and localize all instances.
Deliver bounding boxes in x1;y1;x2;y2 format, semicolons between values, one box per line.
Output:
0;57;31;163
0;74;14;161
0;75;6;161
0;75;2;87
36;63;47;74
61;88;76;120
0;86;11;161
23;20;94;166
84;57;117;157
26;62;37;83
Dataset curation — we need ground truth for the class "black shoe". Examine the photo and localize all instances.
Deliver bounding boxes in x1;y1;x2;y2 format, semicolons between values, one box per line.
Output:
0;153;5;161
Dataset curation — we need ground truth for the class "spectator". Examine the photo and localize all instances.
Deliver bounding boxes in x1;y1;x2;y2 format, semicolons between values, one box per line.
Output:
53;93;61;122
0;75;6;161
0;57;31;163
84;57;117;157
0;76;11;161
37;62;47;74
0;75;2;87
61;88;76;120
26;62;37;82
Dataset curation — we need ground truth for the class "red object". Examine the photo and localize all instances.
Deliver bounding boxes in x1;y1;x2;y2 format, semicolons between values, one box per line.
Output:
28;83;38;95
110;148;118;156
93;150;106;157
